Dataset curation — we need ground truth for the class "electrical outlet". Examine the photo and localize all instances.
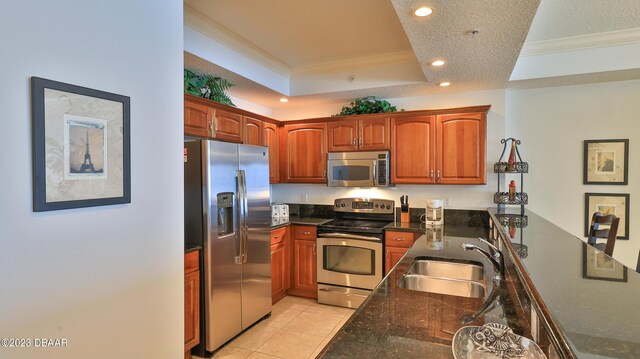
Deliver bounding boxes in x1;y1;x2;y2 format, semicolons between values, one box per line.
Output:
444;197;451;206
301;193;308;203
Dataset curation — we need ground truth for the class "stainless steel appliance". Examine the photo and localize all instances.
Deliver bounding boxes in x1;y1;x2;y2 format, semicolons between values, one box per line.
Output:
327;151;390;187
317;198;394;308
184;140;271;356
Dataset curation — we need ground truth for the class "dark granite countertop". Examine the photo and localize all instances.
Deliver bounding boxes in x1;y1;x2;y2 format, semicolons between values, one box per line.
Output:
185;245;201;253
320;224;529;358
489;209;640;358
384;221;426;233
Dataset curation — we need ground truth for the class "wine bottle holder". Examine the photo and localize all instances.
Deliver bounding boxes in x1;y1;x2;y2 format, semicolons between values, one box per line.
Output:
495;138;528;214
495;214;529;228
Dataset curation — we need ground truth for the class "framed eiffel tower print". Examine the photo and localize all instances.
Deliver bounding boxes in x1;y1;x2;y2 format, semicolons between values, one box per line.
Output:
31;77;130;211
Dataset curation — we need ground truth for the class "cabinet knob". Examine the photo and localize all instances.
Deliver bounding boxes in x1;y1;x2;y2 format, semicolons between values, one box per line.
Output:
313;243;316;255
394;238;406;241
303;231;311;235
353;138;356;146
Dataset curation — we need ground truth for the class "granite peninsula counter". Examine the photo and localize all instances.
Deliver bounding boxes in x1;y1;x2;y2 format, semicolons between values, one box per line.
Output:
319;209;640;359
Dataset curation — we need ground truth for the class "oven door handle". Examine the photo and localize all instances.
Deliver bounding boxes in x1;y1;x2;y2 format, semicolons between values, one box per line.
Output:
318;287;370;298
318;233;381;241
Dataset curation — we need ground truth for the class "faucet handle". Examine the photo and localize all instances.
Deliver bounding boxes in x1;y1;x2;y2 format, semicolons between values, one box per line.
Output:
477;237;500;254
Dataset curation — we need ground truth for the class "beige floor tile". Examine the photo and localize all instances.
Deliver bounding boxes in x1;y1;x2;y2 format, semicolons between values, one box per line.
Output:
247;352;282;359
328;316;350;337
265;307;304;328
303;303;354;318
308;337;331;359
283;311;343;337
273;297;315;312
256;330;325;359
211;345;254;358
228;321;280;351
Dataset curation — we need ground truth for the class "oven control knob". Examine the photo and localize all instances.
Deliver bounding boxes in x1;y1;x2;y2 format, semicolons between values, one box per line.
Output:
341;203;346;207
374;204;379;208
335;203;340;207
386;205;391;209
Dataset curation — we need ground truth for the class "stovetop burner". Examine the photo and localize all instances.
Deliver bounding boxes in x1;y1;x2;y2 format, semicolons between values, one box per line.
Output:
318;219;391;235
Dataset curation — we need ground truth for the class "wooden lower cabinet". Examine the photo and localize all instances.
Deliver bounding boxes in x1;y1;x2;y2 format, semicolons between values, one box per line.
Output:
270;226;289;304
184;250;200;359
385;231;419;274
288;225;317;299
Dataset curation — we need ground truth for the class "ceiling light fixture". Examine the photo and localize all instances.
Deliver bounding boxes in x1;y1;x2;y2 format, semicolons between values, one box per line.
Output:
438;82;450;87
430;60;445;67
414;7;433;17
279;98;288;103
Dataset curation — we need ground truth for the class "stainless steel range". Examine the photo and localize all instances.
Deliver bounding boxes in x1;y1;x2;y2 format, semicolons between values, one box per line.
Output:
316;198;395;308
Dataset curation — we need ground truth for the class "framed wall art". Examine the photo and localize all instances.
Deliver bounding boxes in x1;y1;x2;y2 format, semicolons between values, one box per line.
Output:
582;244;627;282
584;193;629;239
31;77;130;211
583;139;629;185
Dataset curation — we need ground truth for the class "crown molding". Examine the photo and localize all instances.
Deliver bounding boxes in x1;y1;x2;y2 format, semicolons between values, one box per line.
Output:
291;50;418;77
521;28;640;56
184;5;291;77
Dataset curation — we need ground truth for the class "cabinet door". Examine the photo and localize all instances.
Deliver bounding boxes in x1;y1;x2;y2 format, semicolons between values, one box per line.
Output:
184;99;212;138
282;123;327;183
263;122;279;183
243;116;263;146
385;247;408;275
213;109;243;143
391;116;435;184
291;239;317;299
359;117;390;151
436;112;486;184
184;270;200;351
433;295;483;341
327;119;357;152
271;241;287;304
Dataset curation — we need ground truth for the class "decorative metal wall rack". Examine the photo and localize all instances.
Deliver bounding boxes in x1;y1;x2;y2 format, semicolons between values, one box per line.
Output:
494;138;528;214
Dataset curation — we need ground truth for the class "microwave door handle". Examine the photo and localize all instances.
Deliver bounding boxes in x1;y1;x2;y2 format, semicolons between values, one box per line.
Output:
372;160;377;186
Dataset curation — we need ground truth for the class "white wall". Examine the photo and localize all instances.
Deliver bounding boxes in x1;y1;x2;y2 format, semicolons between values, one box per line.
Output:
0;2;184;358
507;79;640;268
272;89;506;210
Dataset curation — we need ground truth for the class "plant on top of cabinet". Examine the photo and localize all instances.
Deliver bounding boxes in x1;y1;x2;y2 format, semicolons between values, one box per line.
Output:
184;69;235;107
334;96;403;116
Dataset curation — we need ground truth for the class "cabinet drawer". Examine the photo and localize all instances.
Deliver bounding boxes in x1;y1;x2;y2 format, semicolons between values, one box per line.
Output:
185;250;199;274
385;231;417;248
293;225;316;240
271;226;287;245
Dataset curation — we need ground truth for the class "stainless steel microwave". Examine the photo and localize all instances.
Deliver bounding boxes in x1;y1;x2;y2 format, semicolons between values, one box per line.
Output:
327;151;390;187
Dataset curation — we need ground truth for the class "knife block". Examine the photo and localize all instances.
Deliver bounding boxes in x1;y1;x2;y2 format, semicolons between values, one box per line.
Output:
400;209;410;223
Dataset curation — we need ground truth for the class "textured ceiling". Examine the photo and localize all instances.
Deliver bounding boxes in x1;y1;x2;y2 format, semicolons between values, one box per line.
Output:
525;0;640;42
391;0;540;89
184;0;412;68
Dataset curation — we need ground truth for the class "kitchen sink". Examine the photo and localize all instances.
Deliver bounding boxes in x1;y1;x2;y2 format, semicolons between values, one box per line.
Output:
397;274;486;298
406;259;484;281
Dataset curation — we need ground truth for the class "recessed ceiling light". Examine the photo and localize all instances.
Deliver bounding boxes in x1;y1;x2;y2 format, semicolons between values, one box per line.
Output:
279;98;288;103
414;7;433;17
430;60;445;67
438;82;451;87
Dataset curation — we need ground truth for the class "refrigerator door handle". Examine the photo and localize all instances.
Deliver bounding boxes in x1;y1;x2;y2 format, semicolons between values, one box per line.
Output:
235;171;244;264
241;169;249;263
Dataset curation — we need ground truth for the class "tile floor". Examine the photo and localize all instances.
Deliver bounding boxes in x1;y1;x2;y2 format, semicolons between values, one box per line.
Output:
195;296;355;359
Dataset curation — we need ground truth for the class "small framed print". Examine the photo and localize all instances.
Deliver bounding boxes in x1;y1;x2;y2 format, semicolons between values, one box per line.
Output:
31;77;130;211
584;193;630;239
582;244;627;282
583;139;629;184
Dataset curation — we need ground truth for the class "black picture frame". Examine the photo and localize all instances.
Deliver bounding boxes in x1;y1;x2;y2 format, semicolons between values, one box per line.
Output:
583;139;629;185
584;193;630;239
582;244;628;282
31;77;130;211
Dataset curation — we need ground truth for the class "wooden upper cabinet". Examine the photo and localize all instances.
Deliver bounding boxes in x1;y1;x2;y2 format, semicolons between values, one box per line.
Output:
359;116;390;151
327;117;390;152
281;123;327;183
243;116;263;146
436;112;486;184
263;122;279;183
391;116;435;184
184;98;213;138
328;120;358;151
213;109;243;143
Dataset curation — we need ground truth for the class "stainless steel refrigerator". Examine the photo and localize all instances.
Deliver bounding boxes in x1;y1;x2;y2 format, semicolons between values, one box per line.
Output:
184;140;272;356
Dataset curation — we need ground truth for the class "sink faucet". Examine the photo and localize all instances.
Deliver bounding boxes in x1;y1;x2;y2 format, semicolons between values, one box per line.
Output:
461;237;504;280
